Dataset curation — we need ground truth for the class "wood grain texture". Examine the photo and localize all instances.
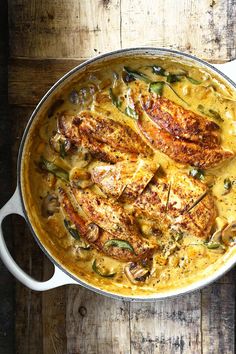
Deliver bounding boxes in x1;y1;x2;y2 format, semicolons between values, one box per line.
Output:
130;292;201;354
201;283;235;354
0;1;15;353
121;0;236;61
66;286;130;354
4;1;236;354
8;0;121;59
8;0;236;61
42;258;67;354
8;58;82;106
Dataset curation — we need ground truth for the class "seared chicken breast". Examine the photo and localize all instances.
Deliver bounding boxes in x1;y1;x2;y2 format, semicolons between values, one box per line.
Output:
142;96;220;145
59;111;152;163
134;173;216;238
91;158;159;200
59;187;154;261
138;115;233;168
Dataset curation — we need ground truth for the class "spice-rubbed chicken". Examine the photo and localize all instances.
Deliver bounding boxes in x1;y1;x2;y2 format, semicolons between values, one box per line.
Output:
59;111;152;163
138;115;233;169
142;96;220;145
59;187;155;262
91;157;159;200
134;173;216;239
135;95;234;168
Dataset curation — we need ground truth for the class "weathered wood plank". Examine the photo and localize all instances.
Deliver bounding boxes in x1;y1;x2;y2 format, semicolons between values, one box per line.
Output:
8;58;83;106
121;0;236;61
8;0;121;59
130;292;201;354
66;286;130;354
42;258;67;354
216;266;236;284
201;283;235;354
0;1;15;353
9;0;236;62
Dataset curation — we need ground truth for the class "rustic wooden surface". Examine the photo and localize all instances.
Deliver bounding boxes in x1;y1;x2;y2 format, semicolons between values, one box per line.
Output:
0;0;236;353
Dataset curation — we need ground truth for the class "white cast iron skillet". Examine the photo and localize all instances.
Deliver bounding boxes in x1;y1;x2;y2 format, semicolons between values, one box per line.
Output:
1;48;236;301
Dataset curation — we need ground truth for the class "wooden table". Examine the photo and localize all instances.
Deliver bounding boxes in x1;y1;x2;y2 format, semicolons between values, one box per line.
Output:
1;1;236;353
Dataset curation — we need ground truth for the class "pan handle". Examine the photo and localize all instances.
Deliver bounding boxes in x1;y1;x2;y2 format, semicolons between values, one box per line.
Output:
0;187;77;291
213;59;236;84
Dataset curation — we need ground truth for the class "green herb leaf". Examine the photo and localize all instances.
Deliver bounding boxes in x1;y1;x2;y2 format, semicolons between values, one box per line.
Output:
64;219;80;240
40;157;69;181
104;239;135;253
152;65;166;76
92;259;116;278
123;67;151;83
197;105;224;122
208;109;224;122
204;242;221;249
109;88;122;108
224;178;232;191
189;168;205;181
166;74;181;83
197;104;206;114
149;81;165;96
59;141;67;159
174;231;184;242
125;106;139;120
186;76;202;85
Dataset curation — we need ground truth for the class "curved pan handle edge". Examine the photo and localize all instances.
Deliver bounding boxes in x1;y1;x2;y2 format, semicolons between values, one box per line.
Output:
213;59;236;84
0;187;77;291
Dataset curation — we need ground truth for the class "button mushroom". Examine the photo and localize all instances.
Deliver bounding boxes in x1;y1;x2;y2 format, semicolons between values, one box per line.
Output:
41;194;60;218
86;223;100;242
204;217;228;251
49;132;71;157
124;262;150;284
222;221;236;246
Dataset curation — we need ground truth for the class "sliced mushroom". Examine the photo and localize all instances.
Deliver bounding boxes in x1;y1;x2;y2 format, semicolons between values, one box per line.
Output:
50;132;71;156
69;89;79;105
208;217;228;243
86;223;100;242
204;217;228;252
41;194;60;217
74;245;93;261
69;167;94;189
222;221;236;246
124;262;150;284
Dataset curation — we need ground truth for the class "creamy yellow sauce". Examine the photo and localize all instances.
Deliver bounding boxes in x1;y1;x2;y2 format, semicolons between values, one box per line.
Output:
22;55;236;296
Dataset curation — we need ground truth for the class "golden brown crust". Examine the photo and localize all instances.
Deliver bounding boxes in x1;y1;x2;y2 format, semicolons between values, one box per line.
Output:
78;111;152;155
142;96;220;145
59;187;154;261
134;173;216;239
72;188;155;260
138;116;234;168
91;158;158;200
58;110;152;163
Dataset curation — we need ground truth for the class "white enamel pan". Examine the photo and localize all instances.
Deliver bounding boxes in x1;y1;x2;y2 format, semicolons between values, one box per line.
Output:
1;48;236;301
